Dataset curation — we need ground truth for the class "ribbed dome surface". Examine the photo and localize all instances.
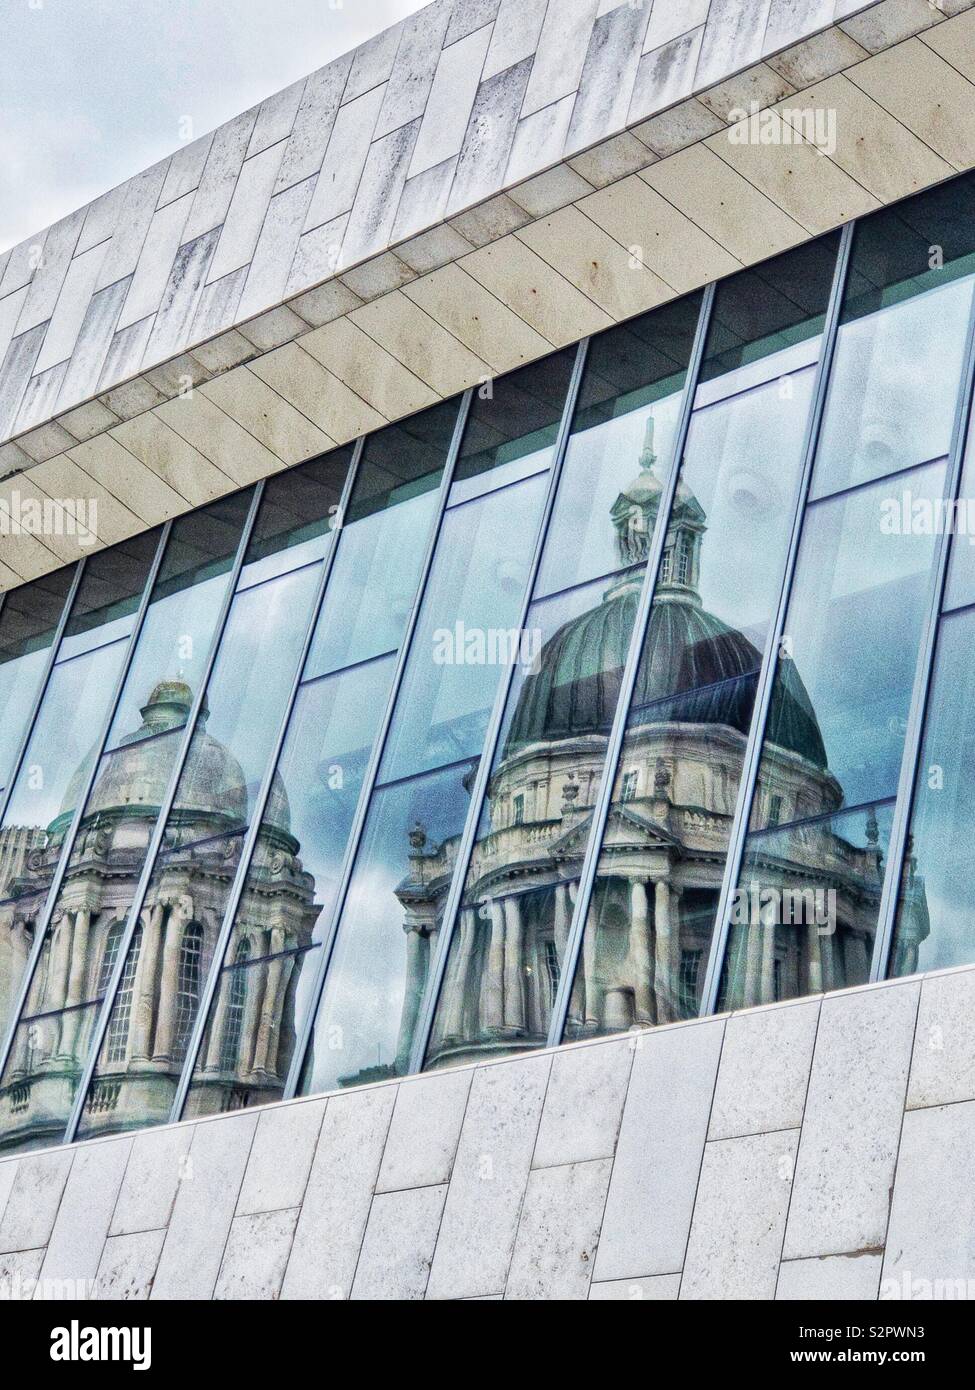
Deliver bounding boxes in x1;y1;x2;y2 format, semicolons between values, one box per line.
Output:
505;587;827;768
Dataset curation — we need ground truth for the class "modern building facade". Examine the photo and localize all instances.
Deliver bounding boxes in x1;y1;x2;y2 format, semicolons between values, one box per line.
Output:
2;0;975;1300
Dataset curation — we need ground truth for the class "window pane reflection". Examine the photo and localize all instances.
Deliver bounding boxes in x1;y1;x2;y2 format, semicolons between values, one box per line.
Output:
301;763;475;1093
74;830;246;1141
0;567;75;792
814;177;975;499
721;802;893;1009
755;460;946;829
889;610;975;978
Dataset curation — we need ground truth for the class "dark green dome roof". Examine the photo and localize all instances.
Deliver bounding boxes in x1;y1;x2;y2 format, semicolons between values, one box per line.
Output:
505;585;827;768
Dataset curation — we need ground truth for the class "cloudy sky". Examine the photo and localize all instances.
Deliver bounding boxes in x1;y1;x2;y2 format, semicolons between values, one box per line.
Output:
1;0;428;253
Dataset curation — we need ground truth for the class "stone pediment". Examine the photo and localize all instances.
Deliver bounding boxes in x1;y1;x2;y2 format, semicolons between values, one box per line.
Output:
549;804;680;862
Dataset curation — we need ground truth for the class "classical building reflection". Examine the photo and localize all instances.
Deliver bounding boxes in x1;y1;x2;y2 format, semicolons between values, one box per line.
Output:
0;679;317;1148
416;421;929;1065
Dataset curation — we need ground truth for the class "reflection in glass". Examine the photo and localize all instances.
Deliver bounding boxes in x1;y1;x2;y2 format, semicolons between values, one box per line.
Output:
814;176;975;499
755;460;946;828
72;831;247;1141
554;386;814;1041
889;610;975;977
181;656;395;1118
0;567;75;792
720;803;895;1009
301;763;475;1094
0;1004;100;1152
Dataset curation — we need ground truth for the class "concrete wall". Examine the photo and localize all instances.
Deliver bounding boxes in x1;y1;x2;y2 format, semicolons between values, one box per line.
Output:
1;964;972;1300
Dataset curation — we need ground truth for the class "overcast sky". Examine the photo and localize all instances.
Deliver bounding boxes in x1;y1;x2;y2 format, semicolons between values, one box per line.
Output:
1;0;429;253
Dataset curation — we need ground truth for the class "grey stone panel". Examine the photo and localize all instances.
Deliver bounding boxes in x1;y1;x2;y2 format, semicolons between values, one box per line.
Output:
566;0;652;155
709;998;820;1139
145;229;221;364
907;968;975;1109
275;54;354;193
16;207;86;336
93;1230;167;1301
36;1139;131;1295
214;1208;300;1300
181;109;260;246
522;0;600;119
447;58;533;216
378;1070;472;1192
374;0;453;140
595;1019;724;1282
280;1084;397;1300
0;1147;73;1255
151;1112;257;1299
236;1098;326;1216
784;982;919;1260
342;119;422;267
95;162;170;293
0;324;47;441
110;1124;195;1236
505;1158;612;1300
427;1053;551;1301
351;1185;447;1299
532;1038;633;1169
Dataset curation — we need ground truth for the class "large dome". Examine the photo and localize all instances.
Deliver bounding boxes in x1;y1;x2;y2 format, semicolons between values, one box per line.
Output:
505;583;827;768
54;680;291;837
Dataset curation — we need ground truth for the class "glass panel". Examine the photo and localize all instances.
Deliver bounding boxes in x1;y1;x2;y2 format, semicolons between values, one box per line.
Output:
427;578;628;1066
943;418;975;613
73;830;246;1141
0;567;75;791
237;448;352;590
720;802;893;1010
558;245;840;1044
106;491;252;748
181;654;397;1119
305;403;457;679
298;354;578;1094
754;459;947;829
0;495;253;1148
889;610;975;977
699;233;838;386
301;763;475;1093
379;471;549;783
448;349;574;505
170;560;323;838
425;295;707;1065
535;294;702;599
0;1004;101;1153
57;530;161;661
813;175;975;499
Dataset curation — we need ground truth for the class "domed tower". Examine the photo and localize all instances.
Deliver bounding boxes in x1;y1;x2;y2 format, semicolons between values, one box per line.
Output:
0;679;318;1148
422;418;879;1069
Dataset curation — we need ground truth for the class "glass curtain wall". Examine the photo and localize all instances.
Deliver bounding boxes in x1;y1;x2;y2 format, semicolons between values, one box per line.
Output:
720;173;975;1011
424;293;703;1068
4;171;975;1150
0;532;161;1147
297;352;576;1095
68;450;356;1143
179;403;459;1120
554;236;840;1043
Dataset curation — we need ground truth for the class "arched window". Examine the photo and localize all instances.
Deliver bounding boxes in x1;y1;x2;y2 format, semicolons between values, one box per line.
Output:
105;926;142;1065
173;923;203;1063
97;919;126;995
219;940;250;1073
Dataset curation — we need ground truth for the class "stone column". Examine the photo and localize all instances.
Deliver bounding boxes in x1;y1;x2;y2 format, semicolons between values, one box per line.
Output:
654;879;673;1021
204;964;233;1072
46;912;74;1013
253;929;287;1074
131;904;164;1060
807;919;823;994
502;895;525;1033
152;908;180;1060
60;908;92;1057
628;879;653;1023
760;896;778;1003
440;907;475;1041
237;943;265;1076
395;927;429;1069
553;882;572;956
482;900;505;1032
264;955;295;1078
743;894;764;1008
